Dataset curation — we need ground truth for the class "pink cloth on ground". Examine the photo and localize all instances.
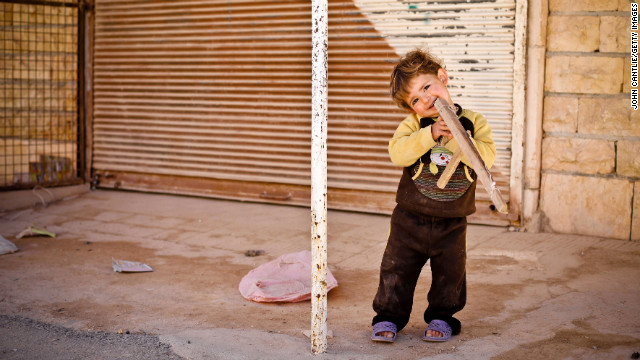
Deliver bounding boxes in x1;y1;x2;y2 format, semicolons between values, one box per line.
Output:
239;250;338;303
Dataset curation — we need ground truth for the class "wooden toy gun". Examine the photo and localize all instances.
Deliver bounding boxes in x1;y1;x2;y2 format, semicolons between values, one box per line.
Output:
434;98;508;214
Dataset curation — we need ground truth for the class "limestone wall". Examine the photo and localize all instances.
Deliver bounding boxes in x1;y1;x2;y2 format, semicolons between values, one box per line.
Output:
540;0;638;239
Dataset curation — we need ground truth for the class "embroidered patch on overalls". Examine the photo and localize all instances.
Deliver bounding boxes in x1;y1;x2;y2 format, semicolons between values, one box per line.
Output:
430;146;452;166
412;146;474;201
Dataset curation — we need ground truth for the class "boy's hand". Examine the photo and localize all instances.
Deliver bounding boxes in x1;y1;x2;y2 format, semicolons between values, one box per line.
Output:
431;117;453;141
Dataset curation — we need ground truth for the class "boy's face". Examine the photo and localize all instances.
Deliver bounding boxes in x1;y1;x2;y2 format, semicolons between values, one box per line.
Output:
404;68;453;118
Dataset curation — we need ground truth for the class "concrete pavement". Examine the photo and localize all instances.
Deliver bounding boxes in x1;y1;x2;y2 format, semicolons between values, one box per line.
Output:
0;188;639;359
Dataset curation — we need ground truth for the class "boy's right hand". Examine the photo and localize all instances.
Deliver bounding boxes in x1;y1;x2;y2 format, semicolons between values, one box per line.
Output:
431;117;453;141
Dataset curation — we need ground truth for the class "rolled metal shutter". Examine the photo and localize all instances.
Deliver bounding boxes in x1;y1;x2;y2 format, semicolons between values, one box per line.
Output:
352;0;517;198
92;0;518;225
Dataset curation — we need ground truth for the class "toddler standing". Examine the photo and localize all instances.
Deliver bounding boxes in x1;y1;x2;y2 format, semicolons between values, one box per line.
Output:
371;49;496;343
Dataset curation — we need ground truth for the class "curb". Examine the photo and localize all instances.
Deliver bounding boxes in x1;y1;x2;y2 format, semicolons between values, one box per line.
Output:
0;184;90;212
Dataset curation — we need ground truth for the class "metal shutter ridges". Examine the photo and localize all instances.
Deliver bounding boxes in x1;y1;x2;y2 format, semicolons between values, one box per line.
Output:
92;0;514;221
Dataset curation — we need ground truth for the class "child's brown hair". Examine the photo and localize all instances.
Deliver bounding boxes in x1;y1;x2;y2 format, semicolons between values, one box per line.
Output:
390;49;444;111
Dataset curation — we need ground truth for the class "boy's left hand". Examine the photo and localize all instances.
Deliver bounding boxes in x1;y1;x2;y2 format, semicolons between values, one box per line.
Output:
431;117;453;141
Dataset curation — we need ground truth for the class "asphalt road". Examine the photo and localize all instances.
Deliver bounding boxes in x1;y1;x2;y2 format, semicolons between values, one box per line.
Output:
0;315;184;360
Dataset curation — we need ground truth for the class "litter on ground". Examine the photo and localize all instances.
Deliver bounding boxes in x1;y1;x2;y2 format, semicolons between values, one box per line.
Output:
0;235;19;255
238;250;338;303
244;249;264;257
112;259;153;273
16;225;56;239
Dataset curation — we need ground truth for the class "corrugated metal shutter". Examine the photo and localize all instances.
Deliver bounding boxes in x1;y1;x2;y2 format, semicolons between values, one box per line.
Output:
92;0;518;225
352;0;516;198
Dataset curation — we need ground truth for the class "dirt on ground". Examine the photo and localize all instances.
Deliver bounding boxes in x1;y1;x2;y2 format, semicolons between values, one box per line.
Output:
0;190;639;359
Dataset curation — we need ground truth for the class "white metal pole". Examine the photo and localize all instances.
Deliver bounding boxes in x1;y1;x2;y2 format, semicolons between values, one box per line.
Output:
310;0;328;354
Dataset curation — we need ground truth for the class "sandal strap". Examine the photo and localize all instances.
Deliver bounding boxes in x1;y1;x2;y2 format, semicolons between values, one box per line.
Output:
373;321;397;334
427;319;452;337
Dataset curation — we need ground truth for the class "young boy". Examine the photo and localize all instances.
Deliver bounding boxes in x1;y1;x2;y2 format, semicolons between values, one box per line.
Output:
371;49;496;343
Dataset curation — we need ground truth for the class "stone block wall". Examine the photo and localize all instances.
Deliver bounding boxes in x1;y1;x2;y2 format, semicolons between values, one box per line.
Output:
540;0;638;240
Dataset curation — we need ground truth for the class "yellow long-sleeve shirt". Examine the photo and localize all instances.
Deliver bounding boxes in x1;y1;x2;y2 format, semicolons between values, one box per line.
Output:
388;108;496;170
389;107;497;217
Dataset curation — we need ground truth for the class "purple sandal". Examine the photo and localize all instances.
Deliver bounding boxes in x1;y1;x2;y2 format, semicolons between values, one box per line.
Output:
371;321;397;342
422;319;452;342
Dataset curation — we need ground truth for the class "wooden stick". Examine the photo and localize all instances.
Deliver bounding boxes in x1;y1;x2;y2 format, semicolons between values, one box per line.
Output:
437;148;463;189
434;98;508;214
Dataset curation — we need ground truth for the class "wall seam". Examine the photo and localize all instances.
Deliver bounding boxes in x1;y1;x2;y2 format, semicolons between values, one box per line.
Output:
546;51;629;57
550;11;628;16
544;132;640;141
544;92;628;98
540;169;639;182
